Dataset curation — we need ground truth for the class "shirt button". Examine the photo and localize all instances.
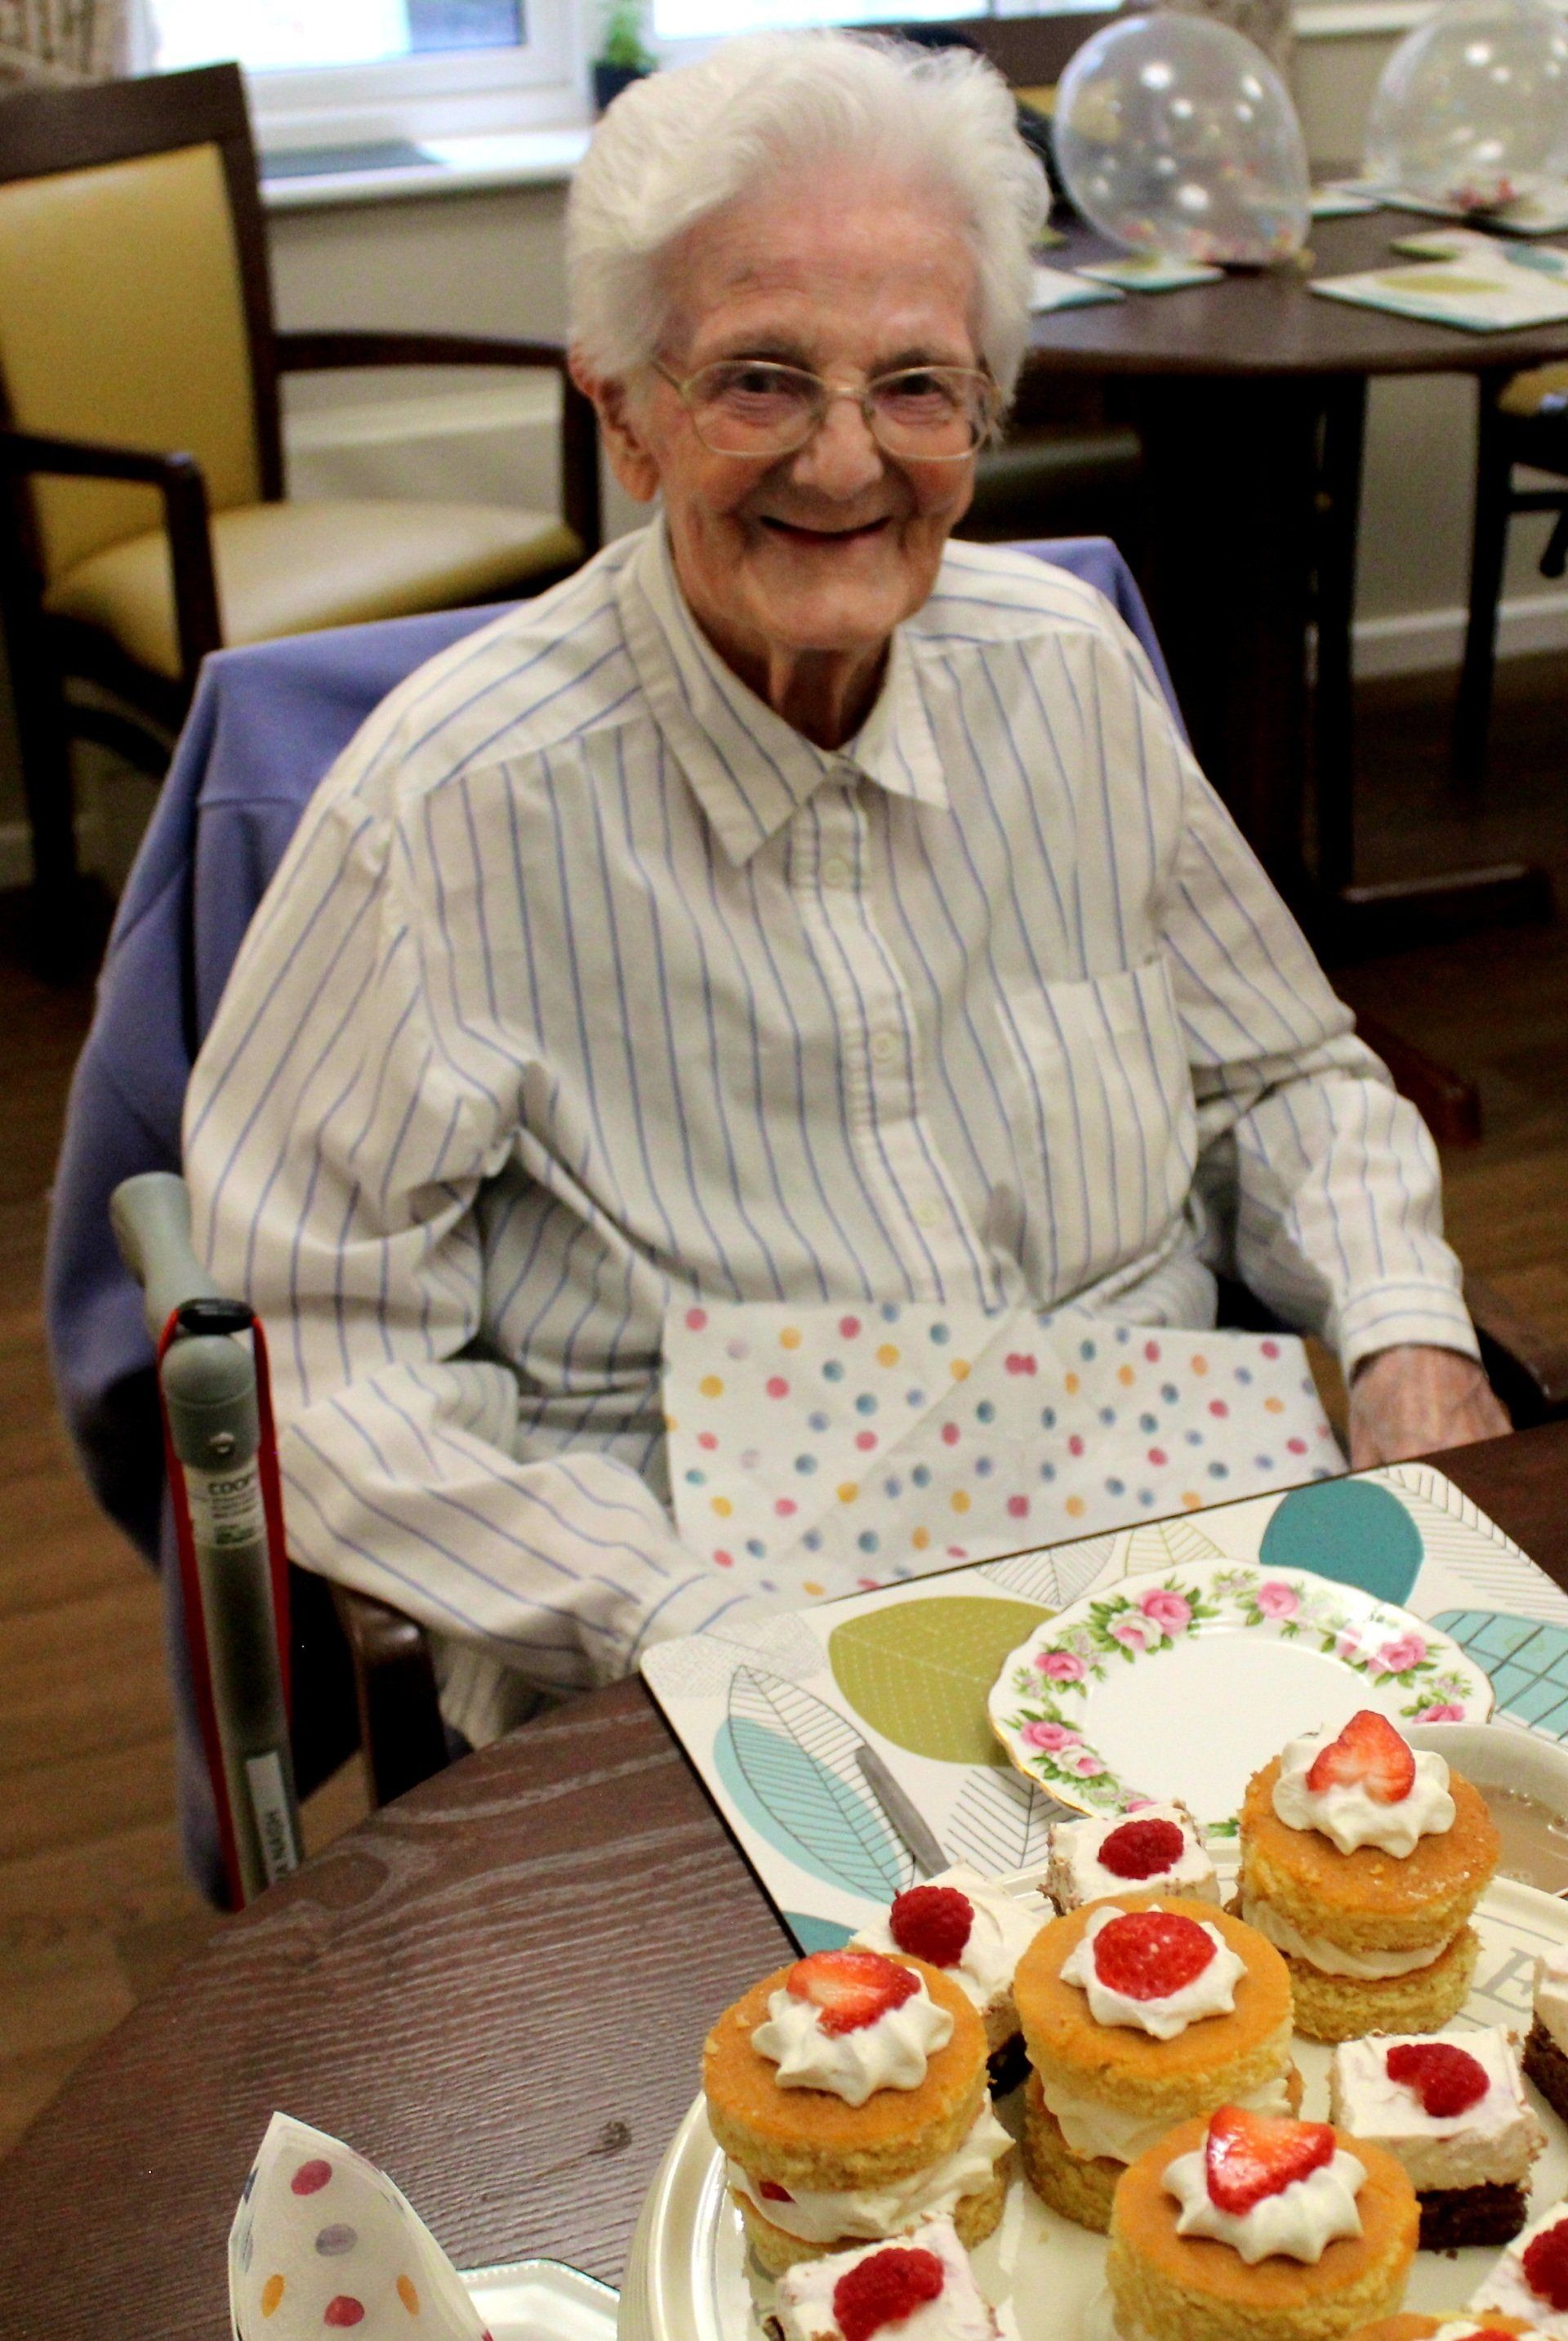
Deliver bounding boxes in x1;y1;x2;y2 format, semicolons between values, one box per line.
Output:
870;1031;900;1066
821;854;852;889
914;1198;944;1230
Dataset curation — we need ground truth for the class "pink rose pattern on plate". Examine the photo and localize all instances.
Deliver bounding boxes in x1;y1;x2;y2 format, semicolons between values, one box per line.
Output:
997;1565;1479;1814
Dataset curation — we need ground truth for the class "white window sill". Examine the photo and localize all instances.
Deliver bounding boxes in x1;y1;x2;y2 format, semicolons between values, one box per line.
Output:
261;124;591;209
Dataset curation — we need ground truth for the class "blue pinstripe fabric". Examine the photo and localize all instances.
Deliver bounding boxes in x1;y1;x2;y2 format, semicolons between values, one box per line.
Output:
185;523;1475;1746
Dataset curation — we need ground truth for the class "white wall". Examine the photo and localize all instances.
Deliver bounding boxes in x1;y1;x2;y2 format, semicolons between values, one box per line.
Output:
7;36;1566;881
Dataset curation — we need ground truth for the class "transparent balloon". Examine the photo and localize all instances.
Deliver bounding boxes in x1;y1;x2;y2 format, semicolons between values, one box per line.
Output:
1053;11;1311;267
1364;0;1568;212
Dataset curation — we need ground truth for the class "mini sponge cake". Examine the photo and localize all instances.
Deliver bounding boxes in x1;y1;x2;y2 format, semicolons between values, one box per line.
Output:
703;1949;1013;2276
1238;1713;1498;2044
1013;1896;1298;2235
1107;2112;1418;2341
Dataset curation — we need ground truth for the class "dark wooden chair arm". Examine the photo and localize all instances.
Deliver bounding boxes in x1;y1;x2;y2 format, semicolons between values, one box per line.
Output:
330;1581;449;1809
274;328;602;555
0;425;221;684
1465;1272;1568;1429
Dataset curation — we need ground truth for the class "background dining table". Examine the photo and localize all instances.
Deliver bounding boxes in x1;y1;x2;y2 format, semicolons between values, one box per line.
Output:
2;1421;1566;2341
1028;204;1568;942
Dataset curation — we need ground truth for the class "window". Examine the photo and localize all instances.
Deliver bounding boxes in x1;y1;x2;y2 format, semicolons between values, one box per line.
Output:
148;0;526;74
651;0;972;46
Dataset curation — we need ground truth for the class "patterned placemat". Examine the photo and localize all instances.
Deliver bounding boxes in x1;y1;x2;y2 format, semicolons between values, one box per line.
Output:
641;1463;1568;1951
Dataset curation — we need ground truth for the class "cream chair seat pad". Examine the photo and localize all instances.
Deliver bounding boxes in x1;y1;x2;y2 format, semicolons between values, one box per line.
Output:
1499;361;1568;419
44;497;581;679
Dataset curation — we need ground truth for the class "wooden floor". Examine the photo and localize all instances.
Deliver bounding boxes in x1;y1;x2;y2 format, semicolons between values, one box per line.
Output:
2;651;1566;2160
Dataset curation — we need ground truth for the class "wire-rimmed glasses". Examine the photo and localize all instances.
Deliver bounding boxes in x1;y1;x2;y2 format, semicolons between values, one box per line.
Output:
653;357;999;462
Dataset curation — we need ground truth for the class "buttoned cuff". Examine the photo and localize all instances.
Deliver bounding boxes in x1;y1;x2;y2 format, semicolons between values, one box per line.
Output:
1335;1278;1481;1381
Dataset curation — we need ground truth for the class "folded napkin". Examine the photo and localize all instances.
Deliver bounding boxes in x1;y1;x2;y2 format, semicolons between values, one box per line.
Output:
663;1301;1336;1600
230;2112;487;2340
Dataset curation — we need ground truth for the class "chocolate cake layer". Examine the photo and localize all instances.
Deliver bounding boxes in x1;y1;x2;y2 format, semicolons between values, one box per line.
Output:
1416;2180;1529;2252
1524;2013;1568;2124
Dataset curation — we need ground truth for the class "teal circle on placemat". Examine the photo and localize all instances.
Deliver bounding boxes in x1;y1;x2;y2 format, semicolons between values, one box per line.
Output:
1259;1478;1423;1606
786;1913;856;1952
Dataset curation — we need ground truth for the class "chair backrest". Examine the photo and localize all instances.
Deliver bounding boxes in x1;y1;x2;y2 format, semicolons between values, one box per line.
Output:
0;65;280;586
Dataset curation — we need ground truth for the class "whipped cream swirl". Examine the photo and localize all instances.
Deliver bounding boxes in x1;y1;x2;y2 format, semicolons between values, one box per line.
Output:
852;1867;1048;2010
1271;1725;1454;1856
1059;1905;1244;2040
1163;2143;1366;2263
753;1978;953;2106
728;2104;1012;2242
1241;1895;1447;1978
1535;1944;1568;2058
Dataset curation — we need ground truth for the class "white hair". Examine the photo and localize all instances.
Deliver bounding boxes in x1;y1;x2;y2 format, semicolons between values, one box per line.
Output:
566;30;1047;402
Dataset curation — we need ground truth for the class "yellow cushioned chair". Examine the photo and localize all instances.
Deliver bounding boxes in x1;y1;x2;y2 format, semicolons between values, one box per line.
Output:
1453;362;1568;787
0;62;600;948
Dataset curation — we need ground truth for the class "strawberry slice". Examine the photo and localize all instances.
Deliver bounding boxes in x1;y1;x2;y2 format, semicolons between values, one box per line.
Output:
1099;1817;1187;1880
785;1949;920;2036
1524;2218;1568;2312
1305;1710;1416;1805
1091;1909;1215;2000
1205;2105;1336;2214
757;2178;794;2202
832;2246;945;2341
889;1885;973;1968
1384;2040;1489;2118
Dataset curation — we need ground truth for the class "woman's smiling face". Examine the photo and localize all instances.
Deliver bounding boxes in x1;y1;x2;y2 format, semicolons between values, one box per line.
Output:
594;161;983;716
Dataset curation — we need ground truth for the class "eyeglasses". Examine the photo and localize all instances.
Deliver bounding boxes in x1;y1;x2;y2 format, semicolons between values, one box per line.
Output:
653;358;1000;462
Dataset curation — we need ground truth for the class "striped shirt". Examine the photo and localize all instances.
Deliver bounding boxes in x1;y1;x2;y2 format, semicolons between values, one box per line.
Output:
185;522;1474;1746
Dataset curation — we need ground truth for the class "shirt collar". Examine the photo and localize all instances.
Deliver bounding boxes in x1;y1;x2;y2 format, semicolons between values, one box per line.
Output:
616;519;949;865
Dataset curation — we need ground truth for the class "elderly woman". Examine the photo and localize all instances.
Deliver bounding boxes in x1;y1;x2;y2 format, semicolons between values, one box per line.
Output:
185;33;1504;1750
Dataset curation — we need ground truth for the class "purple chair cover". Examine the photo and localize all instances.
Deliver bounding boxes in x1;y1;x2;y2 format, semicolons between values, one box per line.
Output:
42;537;1178;1896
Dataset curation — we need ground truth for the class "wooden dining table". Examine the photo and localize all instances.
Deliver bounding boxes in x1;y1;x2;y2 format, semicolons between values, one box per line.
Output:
3;1418;1567;2341
1027;205;1568;939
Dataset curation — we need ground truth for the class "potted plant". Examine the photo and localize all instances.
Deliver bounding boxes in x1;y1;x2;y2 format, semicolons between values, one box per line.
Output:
592;0;655;114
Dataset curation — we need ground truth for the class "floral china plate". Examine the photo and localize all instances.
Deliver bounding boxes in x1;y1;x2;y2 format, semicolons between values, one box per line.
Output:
987;1559;1492;1830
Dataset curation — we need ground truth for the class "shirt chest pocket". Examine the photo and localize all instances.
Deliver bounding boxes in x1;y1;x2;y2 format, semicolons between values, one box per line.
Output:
997;953;1197;1300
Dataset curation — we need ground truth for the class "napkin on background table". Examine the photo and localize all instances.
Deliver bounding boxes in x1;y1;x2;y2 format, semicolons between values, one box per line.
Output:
662;1301;1337;1600
230;2112;488;2341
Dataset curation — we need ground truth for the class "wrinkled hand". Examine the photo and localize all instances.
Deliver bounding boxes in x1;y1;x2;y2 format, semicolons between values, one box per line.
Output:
1348;1344;1510;1469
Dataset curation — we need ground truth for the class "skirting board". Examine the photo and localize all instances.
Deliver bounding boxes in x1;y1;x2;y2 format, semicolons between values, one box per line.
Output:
2;587;1565;891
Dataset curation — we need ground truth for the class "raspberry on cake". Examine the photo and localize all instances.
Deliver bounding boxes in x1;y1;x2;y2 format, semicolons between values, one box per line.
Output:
1329;2029;1544;2250
851;1866;1048;2093
1471;2199;1568;2341
1107;2107;1418;2341
703;1949;1014;2277
1237;1710;1499;2042
766;2215;1017;2341
1047;1803;1218;1912
1524;1945;1568;2124
1012;1895;1300;2235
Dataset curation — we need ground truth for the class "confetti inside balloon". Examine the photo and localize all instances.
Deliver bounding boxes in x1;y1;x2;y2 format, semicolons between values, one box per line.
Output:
1054;11;1310;265
1363;0;1568;212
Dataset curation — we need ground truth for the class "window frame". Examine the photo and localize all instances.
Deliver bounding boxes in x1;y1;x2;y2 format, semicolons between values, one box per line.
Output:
140;0;588;147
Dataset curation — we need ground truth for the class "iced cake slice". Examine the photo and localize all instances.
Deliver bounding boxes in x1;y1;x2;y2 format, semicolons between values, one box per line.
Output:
1330;2030;1544;2250
1472;2198;1568;2340
1525;1946;1568;2124
1047;1803;1218;1912
766;2215;1016;2341
852;1867;1048;2095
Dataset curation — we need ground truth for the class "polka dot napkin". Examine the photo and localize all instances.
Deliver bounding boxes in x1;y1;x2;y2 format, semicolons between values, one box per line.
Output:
662;1302;1337;1602
229;2112;488;2340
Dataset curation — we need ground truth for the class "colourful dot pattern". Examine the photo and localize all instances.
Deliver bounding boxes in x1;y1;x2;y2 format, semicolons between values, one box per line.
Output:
238;2145;434;2332
665;1303;1338;1596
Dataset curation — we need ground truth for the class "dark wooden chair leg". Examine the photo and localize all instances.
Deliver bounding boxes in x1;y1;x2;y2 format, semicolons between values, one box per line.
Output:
332;1582;449;1809
1454;370;1514;795
3;601;82;974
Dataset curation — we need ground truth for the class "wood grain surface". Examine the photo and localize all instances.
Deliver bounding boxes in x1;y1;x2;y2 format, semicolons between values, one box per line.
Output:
1029;209;1568;377
2;1423;1565;2341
